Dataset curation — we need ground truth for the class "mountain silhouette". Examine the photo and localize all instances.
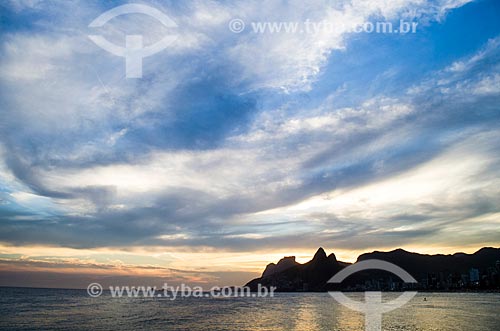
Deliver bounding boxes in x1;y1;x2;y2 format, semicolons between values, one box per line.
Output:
246;248;347;291
246;247;500;292
262;256;299;278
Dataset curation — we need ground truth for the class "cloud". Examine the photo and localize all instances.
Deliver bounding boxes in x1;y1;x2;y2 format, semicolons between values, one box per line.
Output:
0;0;498;259
224;0;474;91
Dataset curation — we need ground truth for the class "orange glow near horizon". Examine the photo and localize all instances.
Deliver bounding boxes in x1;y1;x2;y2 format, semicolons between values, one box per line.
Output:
1;243;496;277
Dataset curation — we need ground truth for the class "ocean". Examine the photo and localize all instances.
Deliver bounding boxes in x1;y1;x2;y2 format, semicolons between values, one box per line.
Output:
1;287;499;330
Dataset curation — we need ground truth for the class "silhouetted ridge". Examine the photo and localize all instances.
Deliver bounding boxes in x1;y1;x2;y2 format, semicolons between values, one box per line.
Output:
246;247;345;292
312;247;327;261
262;256;298;278
328;253;337;262
245;247;500;292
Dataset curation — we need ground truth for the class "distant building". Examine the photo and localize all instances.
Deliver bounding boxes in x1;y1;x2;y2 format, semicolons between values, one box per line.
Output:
469;268;480;285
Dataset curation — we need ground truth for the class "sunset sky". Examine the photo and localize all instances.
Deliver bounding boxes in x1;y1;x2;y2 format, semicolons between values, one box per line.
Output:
1;0;499;288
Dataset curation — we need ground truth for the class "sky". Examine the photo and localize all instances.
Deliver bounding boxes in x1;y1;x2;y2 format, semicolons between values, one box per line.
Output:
0;0;499;288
